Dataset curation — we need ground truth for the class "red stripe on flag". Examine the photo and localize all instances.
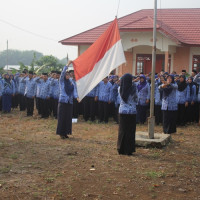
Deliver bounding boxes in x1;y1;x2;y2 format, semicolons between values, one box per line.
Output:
73;18;120;81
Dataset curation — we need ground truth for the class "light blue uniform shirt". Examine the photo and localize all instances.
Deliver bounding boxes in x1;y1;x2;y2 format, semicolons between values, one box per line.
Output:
137;82;150;106
58;66;78;104
51;78;60;99
159;83;178;111
86;85;98;98
0;80;3;96
119;88;138;114
96;81;112;102
2;79;15;95
23;77;37;98
176;86;190;104
155;82;162;106
36;79;51;99
188;85;196;103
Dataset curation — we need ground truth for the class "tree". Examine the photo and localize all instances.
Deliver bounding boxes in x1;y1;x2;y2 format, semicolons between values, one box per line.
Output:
35;55;63;73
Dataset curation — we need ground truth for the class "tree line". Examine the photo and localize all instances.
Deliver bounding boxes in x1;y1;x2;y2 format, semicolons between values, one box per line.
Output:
0;49;68;74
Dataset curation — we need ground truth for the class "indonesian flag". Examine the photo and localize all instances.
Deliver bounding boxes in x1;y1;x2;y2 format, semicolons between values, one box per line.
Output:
72;18;126;100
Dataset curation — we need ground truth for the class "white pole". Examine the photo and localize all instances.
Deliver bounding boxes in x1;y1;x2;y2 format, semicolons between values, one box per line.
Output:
148;0;157;139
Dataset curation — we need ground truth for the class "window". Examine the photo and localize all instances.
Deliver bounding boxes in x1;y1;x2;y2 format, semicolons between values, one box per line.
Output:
193;55;200;72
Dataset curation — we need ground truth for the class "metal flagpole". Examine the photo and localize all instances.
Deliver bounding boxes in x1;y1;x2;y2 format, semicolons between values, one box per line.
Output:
148;0;157;139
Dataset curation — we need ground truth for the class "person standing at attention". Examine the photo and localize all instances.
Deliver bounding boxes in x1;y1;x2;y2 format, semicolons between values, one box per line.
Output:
159;75;178;134
117;73;138;155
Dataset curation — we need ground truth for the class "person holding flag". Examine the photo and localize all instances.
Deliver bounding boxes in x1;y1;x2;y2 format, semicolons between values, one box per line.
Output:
56;62;78;139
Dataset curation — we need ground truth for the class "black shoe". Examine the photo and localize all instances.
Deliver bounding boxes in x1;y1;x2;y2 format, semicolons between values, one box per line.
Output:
60;136;66;139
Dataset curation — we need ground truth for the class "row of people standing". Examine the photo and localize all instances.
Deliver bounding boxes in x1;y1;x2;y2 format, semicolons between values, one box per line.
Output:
1;69;200;129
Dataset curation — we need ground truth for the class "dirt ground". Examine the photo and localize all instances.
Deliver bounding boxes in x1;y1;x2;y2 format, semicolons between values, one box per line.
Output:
0;110;200;200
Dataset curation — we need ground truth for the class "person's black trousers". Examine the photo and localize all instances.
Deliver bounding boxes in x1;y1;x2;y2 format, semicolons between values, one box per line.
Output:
163;110;177;134
186;103;195;123
83;96;96;121
109;102;118;122
40;99;50;118
19;94;26;111
53;98;58;118
73;98;79;118
155;104;162;125
26;97;34;116
37;98;42;115
98;101;109;123
177;104;187;126
49;97;54;116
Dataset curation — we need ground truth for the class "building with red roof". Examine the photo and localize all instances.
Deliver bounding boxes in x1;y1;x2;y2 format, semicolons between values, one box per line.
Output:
60;8;200;75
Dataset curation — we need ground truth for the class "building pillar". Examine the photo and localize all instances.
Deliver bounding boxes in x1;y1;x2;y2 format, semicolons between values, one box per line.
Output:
165;51;169;72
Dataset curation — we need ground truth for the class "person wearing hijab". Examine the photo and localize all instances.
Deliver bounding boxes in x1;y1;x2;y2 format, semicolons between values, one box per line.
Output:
136;75;150;124
2;73;15;113
56;62;78;139
193;72;200;125
186;77;196;123
117;73;138;155
159;75;178;134
154;75;165;125
176;75;190;126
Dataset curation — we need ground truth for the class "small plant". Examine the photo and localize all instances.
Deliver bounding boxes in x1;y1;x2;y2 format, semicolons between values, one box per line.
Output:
0;165;11;174
10;154;18;159
145;171;166;179
45;177;55;183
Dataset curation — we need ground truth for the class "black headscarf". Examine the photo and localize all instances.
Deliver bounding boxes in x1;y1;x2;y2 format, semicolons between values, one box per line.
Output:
162;75;174;99
187;76;194;96
64;73;74;96
177;75;187;92
120;73;137;103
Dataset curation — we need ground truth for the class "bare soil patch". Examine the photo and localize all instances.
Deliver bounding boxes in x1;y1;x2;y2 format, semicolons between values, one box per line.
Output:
0;110;200;200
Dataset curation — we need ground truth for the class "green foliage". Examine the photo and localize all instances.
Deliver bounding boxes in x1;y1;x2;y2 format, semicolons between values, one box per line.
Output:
35;55;64;73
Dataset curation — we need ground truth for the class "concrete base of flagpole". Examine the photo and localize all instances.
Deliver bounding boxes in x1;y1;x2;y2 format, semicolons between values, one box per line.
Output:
136;131;171;148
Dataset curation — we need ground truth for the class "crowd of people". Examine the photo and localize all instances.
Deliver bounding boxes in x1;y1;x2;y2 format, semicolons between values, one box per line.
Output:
0;65;200;147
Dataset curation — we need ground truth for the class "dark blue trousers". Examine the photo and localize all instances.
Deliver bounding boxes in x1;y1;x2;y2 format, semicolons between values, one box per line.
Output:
2;94;12;112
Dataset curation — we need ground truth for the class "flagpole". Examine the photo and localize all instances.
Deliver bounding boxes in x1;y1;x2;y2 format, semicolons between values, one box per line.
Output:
148;0;157;139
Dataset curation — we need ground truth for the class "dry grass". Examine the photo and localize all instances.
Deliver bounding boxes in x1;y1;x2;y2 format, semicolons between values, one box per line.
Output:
0;110;200;200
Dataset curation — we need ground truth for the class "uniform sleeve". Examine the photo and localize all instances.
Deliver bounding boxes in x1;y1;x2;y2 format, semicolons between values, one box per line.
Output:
109;84;113;102
73;83;78;99
146;84;150;100
192;85;196;102
0;81;2;96
12;81;15;95
186;85;190;102
60;66;68;84
96;83;100;97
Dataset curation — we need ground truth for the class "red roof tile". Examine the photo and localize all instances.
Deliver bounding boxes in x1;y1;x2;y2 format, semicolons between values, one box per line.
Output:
60;8;200;46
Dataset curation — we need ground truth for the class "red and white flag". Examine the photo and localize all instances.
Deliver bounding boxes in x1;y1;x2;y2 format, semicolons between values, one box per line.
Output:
72;18;126;100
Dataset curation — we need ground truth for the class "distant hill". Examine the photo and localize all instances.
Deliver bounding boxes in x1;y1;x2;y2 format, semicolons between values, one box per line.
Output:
0;50;43;68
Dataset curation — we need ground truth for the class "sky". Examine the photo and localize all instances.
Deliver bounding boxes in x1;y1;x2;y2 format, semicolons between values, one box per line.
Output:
0;0;200;60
